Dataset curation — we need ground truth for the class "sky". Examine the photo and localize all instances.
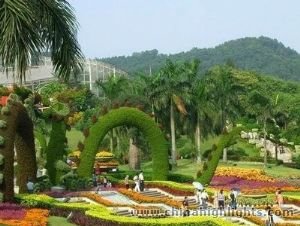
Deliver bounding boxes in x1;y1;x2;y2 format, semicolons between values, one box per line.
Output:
69;0;300;58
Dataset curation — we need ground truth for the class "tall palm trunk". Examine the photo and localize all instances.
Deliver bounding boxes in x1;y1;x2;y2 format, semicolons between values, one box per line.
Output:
195;114;201;163
223;148;228;162
170;99;177;166
263;118;267;167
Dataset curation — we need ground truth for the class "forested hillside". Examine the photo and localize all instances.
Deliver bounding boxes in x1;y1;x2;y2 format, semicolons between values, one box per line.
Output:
100;36;300;80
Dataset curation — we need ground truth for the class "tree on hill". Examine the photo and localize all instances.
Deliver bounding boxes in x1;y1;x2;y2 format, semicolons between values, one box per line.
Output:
101;36;300;81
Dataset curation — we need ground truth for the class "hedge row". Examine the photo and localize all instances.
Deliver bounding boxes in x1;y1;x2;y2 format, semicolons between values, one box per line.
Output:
78;107;169;180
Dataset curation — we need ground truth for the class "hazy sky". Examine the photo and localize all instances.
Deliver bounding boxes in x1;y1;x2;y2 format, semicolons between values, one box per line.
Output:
69;0;300;58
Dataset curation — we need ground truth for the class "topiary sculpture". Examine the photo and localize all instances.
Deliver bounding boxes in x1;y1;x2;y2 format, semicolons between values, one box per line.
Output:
0;96;36;202
77;107;169;180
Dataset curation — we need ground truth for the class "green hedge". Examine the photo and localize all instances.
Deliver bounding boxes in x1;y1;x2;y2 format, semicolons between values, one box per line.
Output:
78;107;169;180
197;127;243;185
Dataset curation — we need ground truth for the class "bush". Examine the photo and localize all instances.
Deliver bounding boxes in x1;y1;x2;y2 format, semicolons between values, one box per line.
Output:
294;155;300;169
15;194;55;208
34;176;52;193
167;173;194;183
227;147;248;161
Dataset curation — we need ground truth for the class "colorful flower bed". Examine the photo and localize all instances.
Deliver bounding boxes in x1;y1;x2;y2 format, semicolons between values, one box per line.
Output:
215;167;274;182
211;175;300;193
0;208;49;226
16;194;234;226
0;203;26;220
212;175;285;190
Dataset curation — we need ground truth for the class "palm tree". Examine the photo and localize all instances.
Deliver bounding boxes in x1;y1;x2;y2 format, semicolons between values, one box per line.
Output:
205;66;242;162
96;75;129;151
189;77;217;163
0;0;83;84
96;76;128;108
150;60;189;167
248;90;274;167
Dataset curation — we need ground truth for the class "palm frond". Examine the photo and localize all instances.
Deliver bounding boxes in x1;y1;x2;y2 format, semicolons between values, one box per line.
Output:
38;0;83;81
0;0;41;83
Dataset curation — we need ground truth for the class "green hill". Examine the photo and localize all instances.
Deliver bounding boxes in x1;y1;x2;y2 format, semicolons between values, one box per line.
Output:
100;36;300;80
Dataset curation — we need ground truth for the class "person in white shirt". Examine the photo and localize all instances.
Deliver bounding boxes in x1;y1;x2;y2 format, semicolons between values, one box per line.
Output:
138;171;144;191
133;173;140;192
196;189;202;205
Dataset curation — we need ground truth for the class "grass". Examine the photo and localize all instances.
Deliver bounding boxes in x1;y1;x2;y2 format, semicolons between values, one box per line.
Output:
48;216;76;226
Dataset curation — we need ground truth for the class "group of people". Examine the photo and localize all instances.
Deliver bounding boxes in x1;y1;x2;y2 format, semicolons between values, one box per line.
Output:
214;189;239;209
195;189;209;208
93;175;112;192
125;171;144;192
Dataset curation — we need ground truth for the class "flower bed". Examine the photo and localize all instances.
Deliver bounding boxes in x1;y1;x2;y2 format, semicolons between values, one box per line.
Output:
0;208;49;226
211;176;299;193
17;194;234;226
0;203;26;220
215;167;274;182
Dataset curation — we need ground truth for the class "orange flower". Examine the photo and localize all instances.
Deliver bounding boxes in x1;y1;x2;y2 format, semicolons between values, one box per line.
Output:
0;209;49;226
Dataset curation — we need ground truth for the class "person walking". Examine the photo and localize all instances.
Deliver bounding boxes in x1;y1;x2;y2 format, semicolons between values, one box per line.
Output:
218;189;225;210
182;196;189;216
133;173;140;192
229;189;237;209
265;205;274;226
139;171;144;191
196;189;202;205
124;175;130;189
201;189;209;209
277;190;284;209
103;176;108;188
92;173;97;187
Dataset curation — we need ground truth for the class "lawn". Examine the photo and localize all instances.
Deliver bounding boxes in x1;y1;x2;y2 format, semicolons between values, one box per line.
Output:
120;134;300;179
48;216;76;226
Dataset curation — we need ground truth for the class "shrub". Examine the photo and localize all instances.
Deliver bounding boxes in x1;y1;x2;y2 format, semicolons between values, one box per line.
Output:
16;194;56;208
167;173;194;183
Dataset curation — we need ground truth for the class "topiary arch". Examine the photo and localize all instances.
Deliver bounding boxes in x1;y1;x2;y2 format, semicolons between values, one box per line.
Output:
0;94;37;202
77;107;169;180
